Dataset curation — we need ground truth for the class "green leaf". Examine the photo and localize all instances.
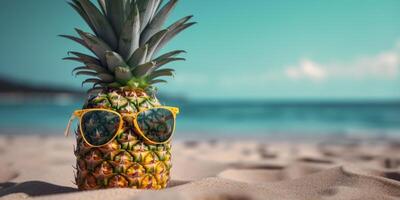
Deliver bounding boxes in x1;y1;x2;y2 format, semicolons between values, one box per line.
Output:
97;73;115;82
154;50;186;62
75;70;114;83
63;57;88;64
168;15;193;31
105;51;127;72
86;64;109;73
75;71;98;77
68;1;97;34
76;0;118;49
87;87;104;95
125;0;132;19
118;3;140;59
59;35;89;49
72;65;108;74
105;0;127;36
68;51;102;65
75;29;113;65
137;0;156;32
132;61;156;77
72;65;108;75
72;66;92;75
128;44;148;67
82;78;102;87
148;68;175;80
149;79;167;84
150;0;162;20
154;0;164;14
115;66;133;84
155;22;196;54
154;57;185;70
108;82;122;88
97;0;107;15
145;29;168;62
141;0;178;45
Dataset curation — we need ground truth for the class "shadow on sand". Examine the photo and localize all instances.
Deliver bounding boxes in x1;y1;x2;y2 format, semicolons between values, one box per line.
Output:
0;180;189;197
0;181;78;197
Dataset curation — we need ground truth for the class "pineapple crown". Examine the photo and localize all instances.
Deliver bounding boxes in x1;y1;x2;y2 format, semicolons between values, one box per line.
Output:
61;0;195;93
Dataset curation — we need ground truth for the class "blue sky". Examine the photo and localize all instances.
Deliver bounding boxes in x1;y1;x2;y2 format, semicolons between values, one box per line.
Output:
0;0;399;100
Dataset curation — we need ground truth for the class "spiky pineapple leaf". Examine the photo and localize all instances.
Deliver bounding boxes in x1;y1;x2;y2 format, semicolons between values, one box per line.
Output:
63;57;88;64
72;66;92;75
68;2;97;33
125;0;132;19
154;50;186;62
105;0;126;36
148;68;175;80
155;22;196;54
145;29;168;62
137;0;156;32
141;0;178;45
97;0;107;15
105;51;127;72
168;15;193;31
118;3;140;59
128;44;148;67
149;79;167;84
149;0;162;20
82;78;102;87
153;57;185;71
72;65;108;75
75;70;114;83
86;64;109;73
108;82;122;88
132;61;156;77
155;0;164;11
75;29;113;64
87;87;104;94
76;0;118;49
115;66;133;84
75;71;98;77
72;65;107;75
97;73;115;82
68;51;102;65
59;35;89;49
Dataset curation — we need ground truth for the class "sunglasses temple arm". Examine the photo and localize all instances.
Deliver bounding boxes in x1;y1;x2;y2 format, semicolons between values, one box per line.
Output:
64;115;76;137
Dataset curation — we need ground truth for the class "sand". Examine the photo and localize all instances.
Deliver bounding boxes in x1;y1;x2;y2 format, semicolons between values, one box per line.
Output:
1;135;400;200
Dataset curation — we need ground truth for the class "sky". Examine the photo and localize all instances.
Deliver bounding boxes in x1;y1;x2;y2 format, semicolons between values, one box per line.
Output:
0;0;399;100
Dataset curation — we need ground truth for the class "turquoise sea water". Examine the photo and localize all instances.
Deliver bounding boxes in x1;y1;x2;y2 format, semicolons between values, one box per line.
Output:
1;100;399;137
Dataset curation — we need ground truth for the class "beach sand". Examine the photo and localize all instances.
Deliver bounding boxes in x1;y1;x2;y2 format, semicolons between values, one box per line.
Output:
1;135;400;200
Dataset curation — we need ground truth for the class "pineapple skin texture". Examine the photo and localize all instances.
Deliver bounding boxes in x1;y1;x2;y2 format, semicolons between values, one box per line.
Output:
74;89;172;190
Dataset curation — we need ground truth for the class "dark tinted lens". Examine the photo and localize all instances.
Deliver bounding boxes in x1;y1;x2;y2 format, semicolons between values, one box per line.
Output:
136;108;175;143
81;110;121;146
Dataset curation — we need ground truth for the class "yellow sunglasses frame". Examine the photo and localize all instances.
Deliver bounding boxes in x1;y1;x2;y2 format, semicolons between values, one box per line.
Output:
64;106;179;147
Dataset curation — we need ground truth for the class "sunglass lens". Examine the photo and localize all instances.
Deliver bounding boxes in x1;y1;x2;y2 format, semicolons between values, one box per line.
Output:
136;108;175;143
81;110;121;146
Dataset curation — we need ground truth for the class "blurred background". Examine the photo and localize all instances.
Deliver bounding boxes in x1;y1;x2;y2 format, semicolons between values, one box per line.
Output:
0;0;399;138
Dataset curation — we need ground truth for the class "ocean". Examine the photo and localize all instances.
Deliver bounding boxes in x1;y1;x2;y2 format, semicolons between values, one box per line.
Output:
1;99;400;137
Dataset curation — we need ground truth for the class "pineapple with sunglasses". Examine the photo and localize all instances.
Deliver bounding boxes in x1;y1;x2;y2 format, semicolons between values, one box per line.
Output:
62;0;195;190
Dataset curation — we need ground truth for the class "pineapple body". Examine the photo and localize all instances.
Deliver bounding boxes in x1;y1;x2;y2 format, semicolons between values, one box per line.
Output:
75;89;171;190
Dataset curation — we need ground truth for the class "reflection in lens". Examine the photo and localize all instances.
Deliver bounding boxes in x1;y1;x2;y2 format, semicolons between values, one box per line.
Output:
136;108;175;143
81;110;121;146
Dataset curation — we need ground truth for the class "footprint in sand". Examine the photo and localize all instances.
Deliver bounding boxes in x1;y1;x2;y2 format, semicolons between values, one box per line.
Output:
383;157;400;169
298;157;334;164
218;164;286;183
183;141;200;148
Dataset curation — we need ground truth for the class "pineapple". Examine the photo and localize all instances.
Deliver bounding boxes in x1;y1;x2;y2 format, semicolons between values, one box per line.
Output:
62;0;195;190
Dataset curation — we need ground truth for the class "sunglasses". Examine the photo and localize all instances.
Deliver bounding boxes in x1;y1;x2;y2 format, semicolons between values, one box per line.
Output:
64;106;179;147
